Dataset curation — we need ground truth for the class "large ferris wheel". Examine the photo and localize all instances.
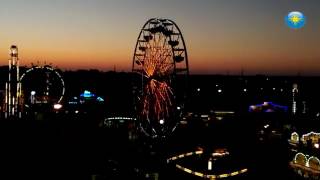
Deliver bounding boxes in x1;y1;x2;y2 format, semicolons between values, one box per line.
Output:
132;18;189;138
19;65;65;107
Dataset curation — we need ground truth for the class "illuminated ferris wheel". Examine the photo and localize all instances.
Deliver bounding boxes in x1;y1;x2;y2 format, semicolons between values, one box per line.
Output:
20;65;65;106
132;18;189;138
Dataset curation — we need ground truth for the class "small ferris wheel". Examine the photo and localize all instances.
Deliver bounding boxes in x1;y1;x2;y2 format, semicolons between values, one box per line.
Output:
20;64;65;106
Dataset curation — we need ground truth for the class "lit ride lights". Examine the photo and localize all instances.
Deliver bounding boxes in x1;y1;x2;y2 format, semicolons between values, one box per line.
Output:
132;18;189;138
167;149;248;179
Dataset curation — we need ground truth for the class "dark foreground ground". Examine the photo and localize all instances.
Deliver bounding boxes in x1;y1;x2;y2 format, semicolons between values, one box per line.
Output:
0;113;303;180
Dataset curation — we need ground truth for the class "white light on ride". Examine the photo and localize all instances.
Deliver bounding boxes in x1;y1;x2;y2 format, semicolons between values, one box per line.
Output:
53;103;62;110
208;158;212;170
31;91;36;95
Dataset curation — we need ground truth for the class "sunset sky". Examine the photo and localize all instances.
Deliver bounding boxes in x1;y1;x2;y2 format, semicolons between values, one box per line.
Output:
0;0;320;75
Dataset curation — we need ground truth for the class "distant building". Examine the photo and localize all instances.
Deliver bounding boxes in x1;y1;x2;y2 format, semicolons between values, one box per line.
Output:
248;101;288;113
65;90;105;116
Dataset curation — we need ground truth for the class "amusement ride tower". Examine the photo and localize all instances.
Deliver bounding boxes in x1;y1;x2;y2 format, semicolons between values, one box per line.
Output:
5;45;22;118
